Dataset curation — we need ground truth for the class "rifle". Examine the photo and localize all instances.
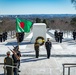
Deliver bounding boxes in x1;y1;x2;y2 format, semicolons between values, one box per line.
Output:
7;47;20;60
9;42;15;48
8;47;14;53
8;42;19;51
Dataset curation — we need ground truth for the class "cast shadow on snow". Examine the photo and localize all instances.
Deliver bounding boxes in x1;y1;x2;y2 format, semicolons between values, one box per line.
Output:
51;54;76;57
21;51;34;53
21;57;47;63
67;41;76;45
5;41;33;46
23;54;76;58
62;38;72;42
21;54;76;63
0;73;4;75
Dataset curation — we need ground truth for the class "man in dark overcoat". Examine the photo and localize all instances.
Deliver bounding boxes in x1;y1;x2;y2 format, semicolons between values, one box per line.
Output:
45;38;52;58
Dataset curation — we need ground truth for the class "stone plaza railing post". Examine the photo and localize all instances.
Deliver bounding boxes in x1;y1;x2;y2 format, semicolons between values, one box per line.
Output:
63;64;65;75
68;67;70;75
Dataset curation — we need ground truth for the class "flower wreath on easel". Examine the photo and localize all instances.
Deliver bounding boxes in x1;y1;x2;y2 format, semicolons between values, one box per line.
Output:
36;36;45;46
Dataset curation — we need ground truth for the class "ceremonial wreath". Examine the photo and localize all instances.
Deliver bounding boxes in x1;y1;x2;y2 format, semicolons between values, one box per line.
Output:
36;36;45;46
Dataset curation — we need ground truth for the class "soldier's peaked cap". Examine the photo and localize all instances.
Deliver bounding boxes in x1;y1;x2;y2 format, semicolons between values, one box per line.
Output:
7;51;10;54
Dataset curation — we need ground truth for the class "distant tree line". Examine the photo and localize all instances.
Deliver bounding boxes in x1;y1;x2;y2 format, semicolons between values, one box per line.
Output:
0;17;15;32
0;16;76;33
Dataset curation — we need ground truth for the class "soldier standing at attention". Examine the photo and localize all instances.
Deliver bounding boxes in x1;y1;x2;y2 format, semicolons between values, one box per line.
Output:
4;51;14;75
2;32;6;42
12;46;21;75
0;34;3;42
72;30;76;40
34;40;40;58
54;30;58;42
15;46;21;72
59;31;63;43
5;31;7;40
45;38;52;59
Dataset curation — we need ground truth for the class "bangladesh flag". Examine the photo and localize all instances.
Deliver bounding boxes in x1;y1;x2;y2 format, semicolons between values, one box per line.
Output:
16;18;33;33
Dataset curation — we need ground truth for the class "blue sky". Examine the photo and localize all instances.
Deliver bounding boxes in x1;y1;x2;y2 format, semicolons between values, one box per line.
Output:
0;0;76;15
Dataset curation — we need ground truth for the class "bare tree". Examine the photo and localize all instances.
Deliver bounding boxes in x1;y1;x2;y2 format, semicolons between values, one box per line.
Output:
71;0;76;8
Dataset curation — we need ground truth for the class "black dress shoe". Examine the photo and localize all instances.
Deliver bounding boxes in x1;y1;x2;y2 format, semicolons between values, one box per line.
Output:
47;57;50;59
18;70;21;72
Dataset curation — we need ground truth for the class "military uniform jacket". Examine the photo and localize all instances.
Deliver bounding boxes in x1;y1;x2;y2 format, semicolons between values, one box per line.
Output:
45;41;52;50
34;42;39;51
4;56;14;75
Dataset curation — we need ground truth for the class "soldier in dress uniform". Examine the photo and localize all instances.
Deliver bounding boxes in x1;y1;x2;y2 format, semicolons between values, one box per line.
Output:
59;31;63;43
12;46;21;75
4;51;14;75
57;32;60;42
16;32;24;43
0;34;3;42
3;31;7;40
2;32;6;42
5;31;7;40
72;30;76;40
54;30;58;42
20;32;24;42
45;38;52;58
34;40;40;58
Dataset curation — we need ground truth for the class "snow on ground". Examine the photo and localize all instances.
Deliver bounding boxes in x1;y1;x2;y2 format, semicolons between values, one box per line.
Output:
0;30;74;55
52;44;63;50
0;30;76;75
48;29;73;39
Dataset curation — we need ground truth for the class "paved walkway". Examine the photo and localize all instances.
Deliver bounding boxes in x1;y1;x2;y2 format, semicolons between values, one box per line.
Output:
0;31;76;75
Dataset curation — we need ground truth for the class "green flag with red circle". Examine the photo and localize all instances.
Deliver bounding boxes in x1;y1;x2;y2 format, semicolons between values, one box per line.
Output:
16;18;33;33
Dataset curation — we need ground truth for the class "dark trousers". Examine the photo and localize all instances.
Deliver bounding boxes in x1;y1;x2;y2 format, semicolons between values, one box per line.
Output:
0;37;2;42
3;37;5;41
35;50;39;58
73;36;76;40
6;68;13;75
14;63;18;75
14;68;18;75
46;49;51;58
17;61;20;69
60;38;62;43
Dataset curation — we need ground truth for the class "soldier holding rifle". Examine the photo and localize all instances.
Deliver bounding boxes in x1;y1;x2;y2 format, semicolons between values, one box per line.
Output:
12;46;21;75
